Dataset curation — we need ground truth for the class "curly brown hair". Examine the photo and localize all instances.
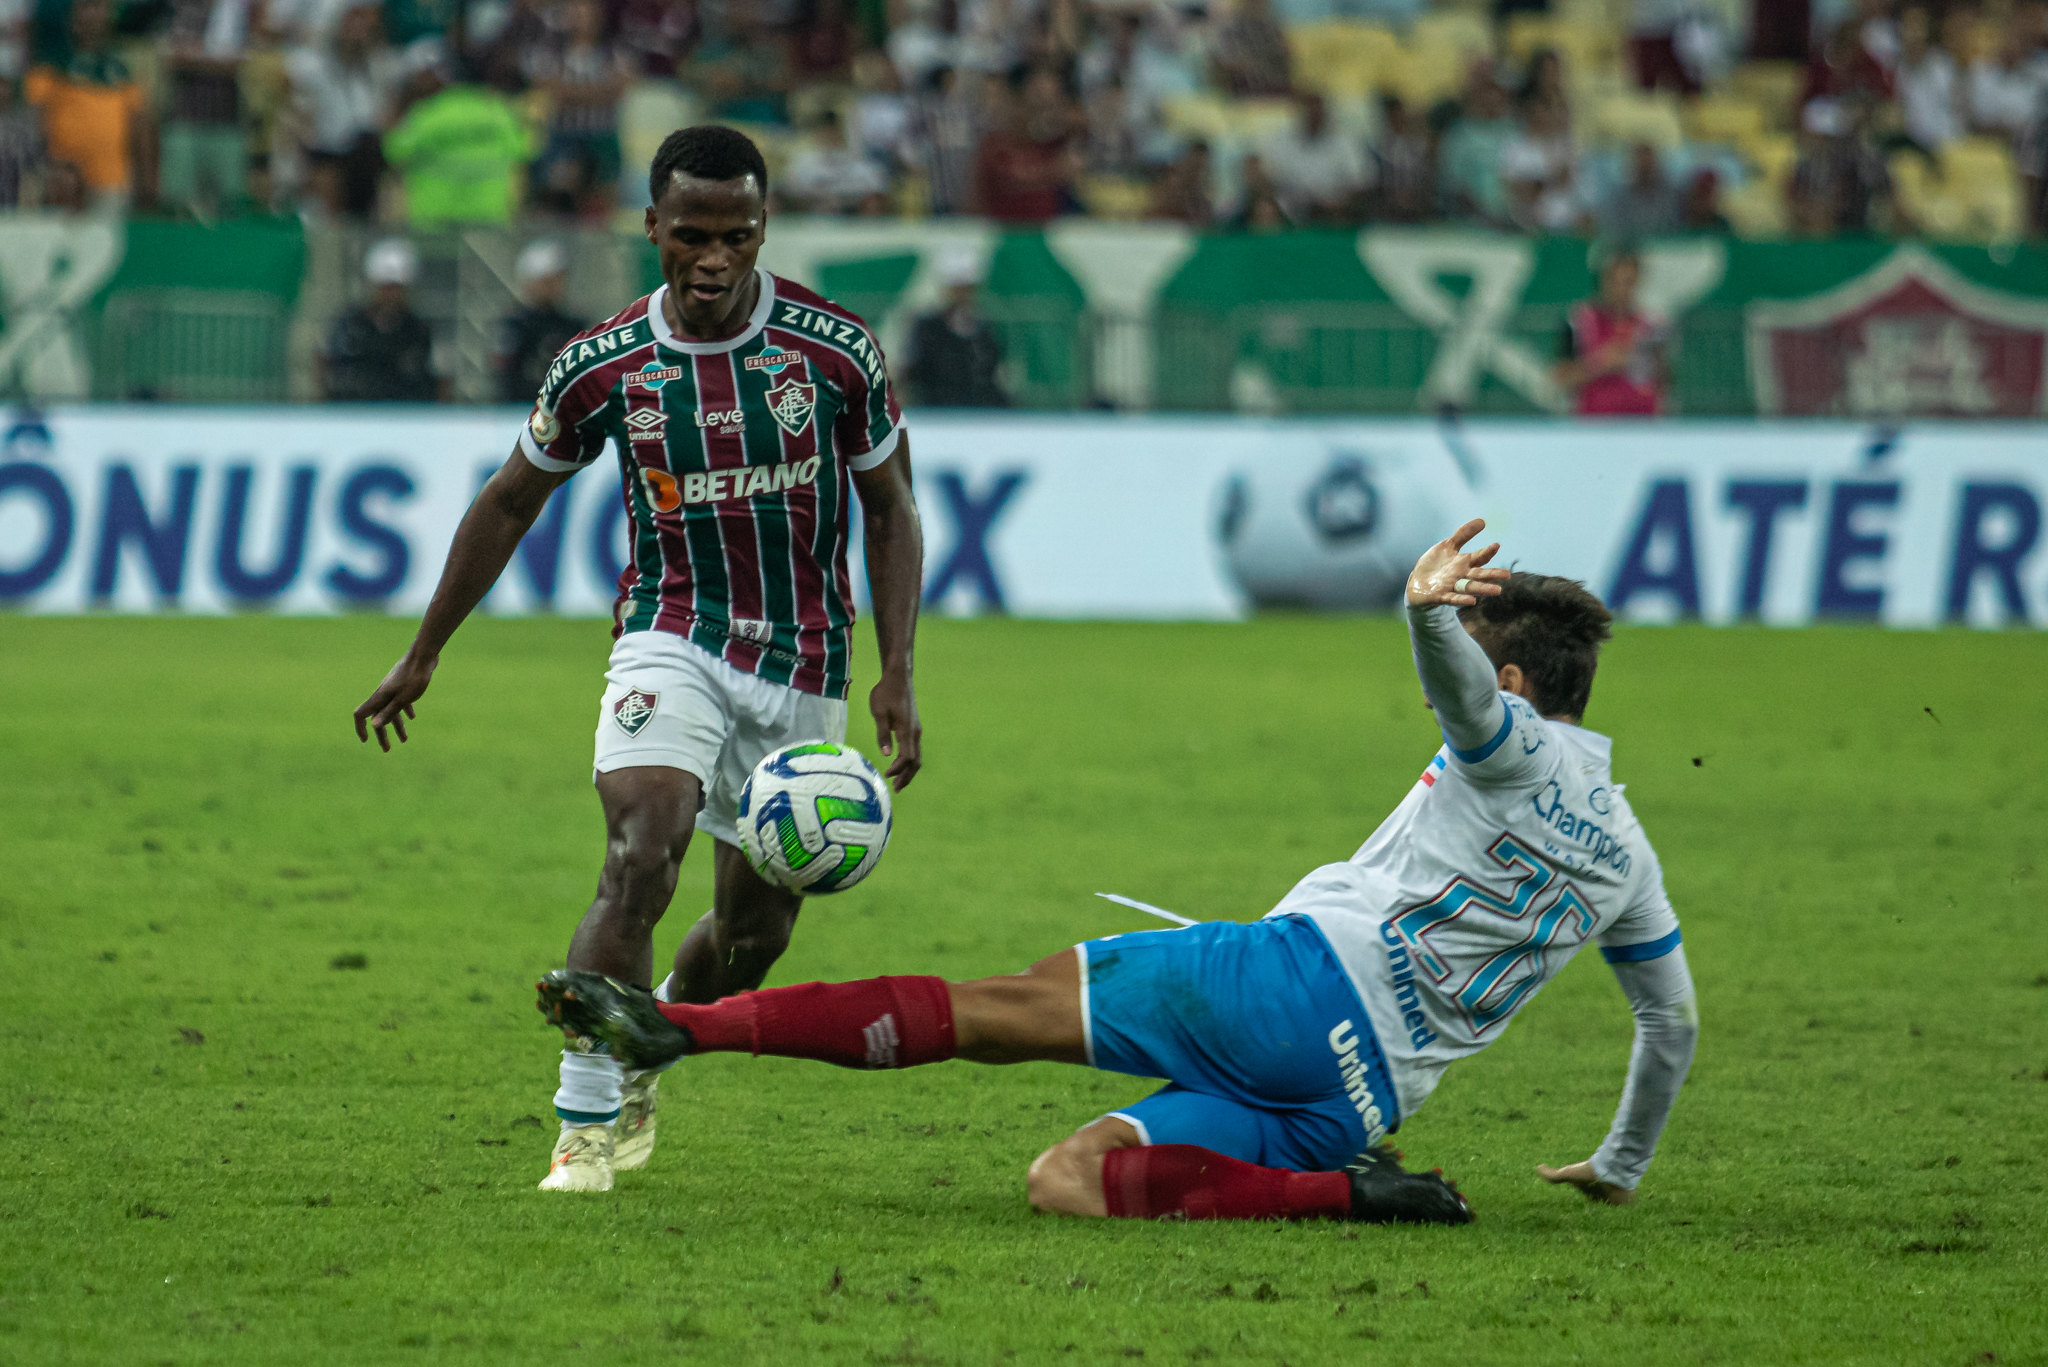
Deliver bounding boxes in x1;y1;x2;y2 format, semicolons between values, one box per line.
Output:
1458;573;1615;721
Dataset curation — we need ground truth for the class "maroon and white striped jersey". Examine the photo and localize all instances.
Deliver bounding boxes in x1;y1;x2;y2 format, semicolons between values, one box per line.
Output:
519;269;902;698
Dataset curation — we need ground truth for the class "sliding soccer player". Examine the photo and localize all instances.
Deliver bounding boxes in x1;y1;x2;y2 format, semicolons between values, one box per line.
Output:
540;520;1698;1221
354;126;925;1192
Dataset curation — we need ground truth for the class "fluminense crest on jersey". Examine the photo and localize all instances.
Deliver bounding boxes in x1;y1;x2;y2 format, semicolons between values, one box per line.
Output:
612;688;658;736
765;377;817;436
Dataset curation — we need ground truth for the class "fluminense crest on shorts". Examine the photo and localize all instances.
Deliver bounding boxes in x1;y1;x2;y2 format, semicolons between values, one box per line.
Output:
612;689;658;736
765;377;816;437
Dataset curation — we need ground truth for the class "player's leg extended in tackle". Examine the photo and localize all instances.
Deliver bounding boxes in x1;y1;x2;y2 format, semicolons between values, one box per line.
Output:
543;764;806;1191
540;927;1471;1223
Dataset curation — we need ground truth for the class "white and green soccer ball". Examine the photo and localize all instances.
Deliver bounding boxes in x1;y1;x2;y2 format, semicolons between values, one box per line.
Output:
736;741;893;894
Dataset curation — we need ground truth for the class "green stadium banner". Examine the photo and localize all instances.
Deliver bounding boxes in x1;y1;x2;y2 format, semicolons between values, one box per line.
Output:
0;215;305;403
755;224;2048;417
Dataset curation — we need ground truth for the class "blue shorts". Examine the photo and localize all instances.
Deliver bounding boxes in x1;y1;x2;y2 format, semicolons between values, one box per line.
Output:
1078;914;1400;1172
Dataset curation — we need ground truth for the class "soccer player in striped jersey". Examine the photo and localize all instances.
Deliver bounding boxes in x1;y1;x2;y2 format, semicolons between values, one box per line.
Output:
539;519;1699;1223
353;126;926;1192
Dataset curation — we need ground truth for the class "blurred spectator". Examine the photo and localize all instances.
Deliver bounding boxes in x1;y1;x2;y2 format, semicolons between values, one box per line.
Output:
904;249;1008;407
1212;0;1291;99
1802;11;1895;115
848;51;913;175
615;0;698;78
1518;47;1569;118
160;0;255;216
1149;137;1214;224
1222;150;1291;229
782;109;890;213
788;0;857;92
1678;166;1731;232
1968;1;2048;138
0;69;44;206
1078;7;1199;161
973;66;1078;223
494;238;586;403
23;0;149;207
382;62;533;228
286;1;403;219
888;0;964;93
322;238;443;402
1895;4;1962;152
682;8;789;124
0;0;25;80
1368;94;1436;223
1630;0;1702;96
1441;67;1516;223
1788;98;1893;234
906;64;982;215
1082;72;1144;176
523;0;632;217
1601;141;1678;238
1260;92;1369;224
1555;248;1666;416
1501;95;1588;234
39;155;86;209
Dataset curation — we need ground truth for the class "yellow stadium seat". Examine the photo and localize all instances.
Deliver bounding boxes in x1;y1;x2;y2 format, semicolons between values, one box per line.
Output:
1161;94;1233;139
1588;91;1686;149
1287;22;1400;96
1078;176;1153;221
1726;62;1804;129
1382;39;1469;105
1504;15;1614;78
1719;177;1788;238
1744;133;1799;187
1409;12;1492;63
1226;98;1299;140
1685;95;1767;147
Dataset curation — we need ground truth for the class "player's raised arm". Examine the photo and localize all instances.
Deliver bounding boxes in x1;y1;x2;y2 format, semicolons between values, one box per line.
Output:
1403;519;1515;762
852;432;924;790
352;448;570;750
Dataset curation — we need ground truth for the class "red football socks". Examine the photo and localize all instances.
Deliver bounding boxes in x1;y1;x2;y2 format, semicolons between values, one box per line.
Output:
1101;1145;1353;1221
655;976;956;1070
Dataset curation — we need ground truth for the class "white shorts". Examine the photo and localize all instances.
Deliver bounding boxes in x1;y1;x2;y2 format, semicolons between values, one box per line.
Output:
593;631;849;846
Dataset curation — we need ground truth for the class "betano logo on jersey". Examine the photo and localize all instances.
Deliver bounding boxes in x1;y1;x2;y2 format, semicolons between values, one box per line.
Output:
638;456;825;512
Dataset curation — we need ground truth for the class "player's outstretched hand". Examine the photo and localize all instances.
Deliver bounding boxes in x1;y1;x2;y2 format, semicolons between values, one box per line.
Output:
1536;1159;1637;1206
869;671;922;791
1405;517;1511;610
353;651;437;752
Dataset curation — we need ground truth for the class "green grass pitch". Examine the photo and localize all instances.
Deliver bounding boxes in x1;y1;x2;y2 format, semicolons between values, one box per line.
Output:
1;614;2043;1366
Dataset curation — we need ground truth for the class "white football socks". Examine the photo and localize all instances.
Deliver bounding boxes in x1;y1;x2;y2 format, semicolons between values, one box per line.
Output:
554;1048;623;1126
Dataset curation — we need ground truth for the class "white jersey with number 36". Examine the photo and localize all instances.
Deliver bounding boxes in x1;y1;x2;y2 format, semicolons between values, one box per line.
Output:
1272;658;1682;1125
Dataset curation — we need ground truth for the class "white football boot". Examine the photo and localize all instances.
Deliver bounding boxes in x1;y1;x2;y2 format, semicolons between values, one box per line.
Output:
537;1122;615;1192
612;1070;662;1172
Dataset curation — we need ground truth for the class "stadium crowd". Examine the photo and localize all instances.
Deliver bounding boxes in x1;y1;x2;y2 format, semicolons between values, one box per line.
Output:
3;0;2046;237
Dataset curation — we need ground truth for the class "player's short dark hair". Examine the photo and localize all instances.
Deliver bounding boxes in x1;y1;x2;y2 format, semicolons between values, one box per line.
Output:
648;125;769;204
1459;573;1614;721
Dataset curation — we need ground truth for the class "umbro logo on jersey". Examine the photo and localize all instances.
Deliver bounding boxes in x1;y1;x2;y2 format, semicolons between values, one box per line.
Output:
696;408;745;434
744;349;803;372
627;365;685;389
625;408;668;443
613;689;658;737
765;378;817;436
